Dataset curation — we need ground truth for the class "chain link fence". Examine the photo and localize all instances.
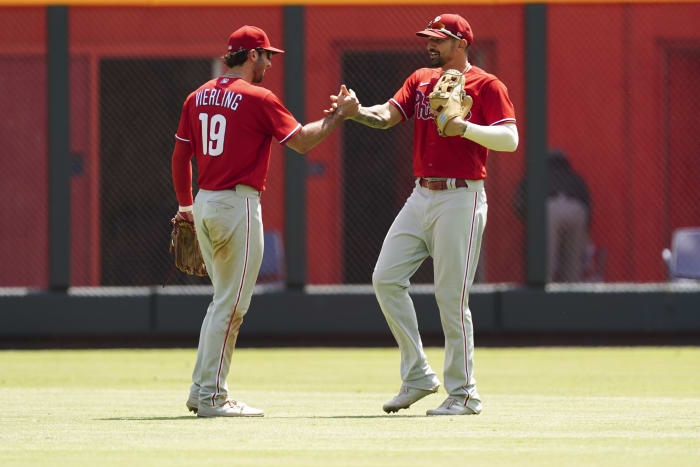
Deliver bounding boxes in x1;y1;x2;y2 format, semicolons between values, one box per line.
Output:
1;7;47;288
1;3;698;289
545;4;700;283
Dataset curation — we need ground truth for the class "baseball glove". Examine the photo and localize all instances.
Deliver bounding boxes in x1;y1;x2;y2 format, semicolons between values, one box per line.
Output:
169;219;207;277
429;69;473;136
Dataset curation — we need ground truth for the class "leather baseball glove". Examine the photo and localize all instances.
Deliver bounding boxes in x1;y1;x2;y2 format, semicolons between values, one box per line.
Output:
169;219;207;277
429;69;473;136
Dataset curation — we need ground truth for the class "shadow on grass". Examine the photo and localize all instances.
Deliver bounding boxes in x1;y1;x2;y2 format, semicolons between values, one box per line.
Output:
97;416;196;421
97;414;423;421
276;415;424;419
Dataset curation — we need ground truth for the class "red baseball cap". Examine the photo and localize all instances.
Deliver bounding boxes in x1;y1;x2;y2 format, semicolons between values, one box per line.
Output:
416;14;474;45
227;25;285;54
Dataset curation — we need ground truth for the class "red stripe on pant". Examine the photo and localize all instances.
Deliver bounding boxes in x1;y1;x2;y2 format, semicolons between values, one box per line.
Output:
459;193;478;399
212;198;250;407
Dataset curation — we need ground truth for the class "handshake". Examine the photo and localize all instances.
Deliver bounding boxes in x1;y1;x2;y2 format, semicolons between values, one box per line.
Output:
321;70;473;138
324;84;360;119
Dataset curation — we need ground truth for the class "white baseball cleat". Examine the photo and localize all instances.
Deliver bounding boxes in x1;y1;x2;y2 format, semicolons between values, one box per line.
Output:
383;384;439;413
197;400;264;418
426;397;481;416
186;394;199;415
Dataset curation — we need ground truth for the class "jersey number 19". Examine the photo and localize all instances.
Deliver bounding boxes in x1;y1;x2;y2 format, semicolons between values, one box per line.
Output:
198;113;226;156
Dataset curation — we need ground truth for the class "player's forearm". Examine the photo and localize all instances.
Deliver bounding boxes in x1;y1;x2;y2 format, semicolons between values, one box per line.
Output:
351;105;394;129
459;121;518;152
171;141;194;206
292;112;345;154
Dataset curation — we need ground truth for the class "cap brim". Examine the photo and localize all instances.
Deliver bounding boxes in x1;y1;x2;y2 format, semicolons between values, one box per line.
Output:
416;30;450;39
262;46;285;54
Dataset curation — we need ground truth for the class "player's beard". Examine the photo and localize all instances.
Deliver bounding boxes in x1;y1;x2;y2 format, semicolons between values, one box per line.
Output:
429;50;445;67
252;58;266;83
252;67;265;83
429;42;456;68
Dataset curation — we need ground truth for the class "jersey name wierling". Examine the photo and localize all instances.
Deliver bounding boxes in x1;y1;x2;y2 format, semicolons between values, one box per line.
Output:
195;88;243;111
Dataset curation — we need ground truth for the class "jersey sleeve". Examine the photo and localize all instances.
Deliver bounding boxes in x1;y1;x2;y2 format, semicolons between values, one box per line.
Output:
174;95;193;144
389;71;419;121
480;79;516;126
171;139;194;206
262;92;302;144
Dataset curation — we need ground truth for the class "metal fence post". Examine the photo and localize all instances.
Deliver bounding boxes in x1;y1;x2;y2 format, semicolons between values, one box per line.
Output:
525;4;548;287
47;6;71;291
283;6;307;290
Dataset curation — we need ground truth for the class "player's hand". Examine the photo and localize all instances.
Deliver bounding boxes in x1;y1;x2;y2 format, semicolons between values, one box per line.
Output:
323;87;343;115
324;89;339;115
334;85;359;119
323;99;338;115
441;117;467;137
324;85;359;117
173;210;194;224
427;106;464;137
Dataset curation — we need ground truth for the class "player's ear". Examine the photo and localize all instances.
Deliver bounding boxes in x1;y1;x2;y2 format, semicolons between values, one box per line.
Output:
248;49;258;63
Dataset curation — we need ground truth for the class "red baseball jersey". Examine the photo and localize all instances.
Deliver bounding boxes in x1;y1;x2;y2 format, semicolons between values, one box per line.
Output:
174;77;301;193
389;66;516;180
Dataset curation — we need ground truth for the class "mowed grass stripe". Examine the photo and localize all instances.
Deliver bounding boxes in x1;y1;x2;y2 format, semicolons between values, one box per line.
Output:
1;347;699;466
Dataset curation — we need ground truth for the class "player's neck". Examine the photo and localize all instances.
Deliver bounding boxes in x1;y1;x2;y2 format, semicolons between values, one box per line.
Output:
222;66;252;83
444;60;471;74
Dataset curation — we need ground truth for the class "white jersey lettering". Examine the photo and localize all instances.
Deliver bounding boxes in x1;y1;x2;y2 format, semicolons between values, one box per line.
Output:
195;89;243;111
231;94;242;111
223;91;234;109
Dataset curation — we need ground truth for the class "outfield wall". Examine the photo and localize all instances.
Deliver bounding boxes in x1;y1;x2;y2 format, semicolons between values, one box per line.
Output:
2;285;699;340
1;3;699;344
2;3;700;290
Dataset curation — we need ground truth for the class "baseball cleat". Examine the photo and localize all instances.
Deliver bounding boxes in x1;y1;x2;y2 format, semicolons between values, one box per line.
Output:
426;397;481;416
196;400;264;418
186;394;199;415
383;384;439;413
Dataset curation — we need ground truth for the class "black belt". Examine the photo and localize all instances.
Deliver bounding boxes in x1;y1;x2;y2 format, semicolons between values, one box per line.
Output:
419;178;468;190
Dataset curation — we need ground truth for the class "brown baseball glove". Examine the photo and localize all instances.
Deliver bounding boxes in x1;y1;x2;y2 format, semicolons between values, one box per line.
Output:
169;219;207;277
429;69;473;136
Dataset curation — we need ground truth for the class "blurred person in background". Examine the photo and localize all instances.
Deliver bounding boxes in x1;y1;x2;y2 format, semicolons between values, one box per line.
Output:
329;13;518;416
171;25;358;418
514;149;592;282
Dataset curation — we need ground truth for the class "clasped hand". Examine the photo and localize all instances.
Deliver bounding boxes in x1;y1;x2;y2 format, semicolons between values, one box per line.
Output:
428;107;467;137
324;84;359;119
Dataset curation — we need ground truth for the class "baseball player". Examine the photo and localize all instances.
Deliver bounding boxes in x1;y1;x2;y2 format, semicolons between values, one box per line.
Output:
171;25;358;417
332;14;518;415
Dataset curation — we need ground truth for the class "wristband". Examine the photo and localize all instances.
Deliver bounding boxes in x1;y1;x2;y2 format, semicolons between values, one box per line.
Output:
179;205;193;212
461;122;471;139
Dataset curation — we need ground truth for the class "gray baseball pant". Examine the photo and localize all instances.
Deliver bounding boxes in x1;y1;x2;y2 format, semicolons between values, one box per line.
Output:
373;179;486;412
189;186;264;408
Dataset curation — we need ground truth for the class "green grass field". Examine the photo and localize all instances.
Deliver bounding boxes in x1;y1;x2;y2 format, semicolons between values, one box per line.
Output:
1;347;699;466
